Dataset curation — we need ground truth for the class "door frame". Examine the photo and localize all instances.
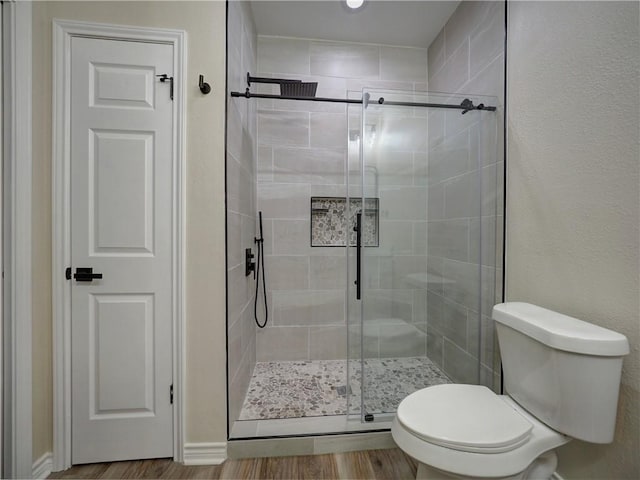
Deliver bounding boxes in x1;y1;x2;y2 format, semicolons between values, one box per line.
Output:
2;1;33;478
52;19;186;471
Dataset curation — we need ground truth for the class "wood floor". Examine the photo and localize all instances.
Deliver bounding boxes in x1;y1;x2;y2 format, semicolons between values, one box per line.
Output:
48;448;418;479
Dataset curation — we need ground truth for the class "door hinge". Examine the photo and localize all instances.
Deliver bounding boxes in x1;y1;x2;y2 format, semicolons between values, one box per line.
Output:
170;384;174;404
65;267;71;280
157;74;174;101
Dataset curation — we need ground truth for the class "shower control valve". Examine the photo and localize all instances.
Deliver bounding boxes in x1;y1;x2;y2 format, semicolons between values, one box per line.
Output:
245;248;256;277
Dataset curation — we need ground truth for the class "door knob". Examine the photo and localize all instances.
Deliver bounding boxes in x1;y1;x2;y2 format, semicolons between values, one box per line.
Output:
73;267;103;282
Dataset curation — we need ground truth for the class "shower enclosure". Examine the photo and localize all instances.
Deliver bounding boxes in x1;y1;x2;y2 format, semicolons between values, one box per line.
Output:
227;76;501;437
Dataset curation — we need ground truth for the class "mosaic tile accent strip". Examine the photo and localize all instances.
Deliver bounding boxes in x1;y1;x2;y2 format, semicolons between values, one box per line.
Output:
311;197;379;247
238;357;451;421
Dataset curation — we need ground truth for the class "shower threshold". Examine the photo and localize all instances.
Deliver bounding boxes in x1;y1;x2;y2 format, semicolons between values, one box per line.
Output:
230;411;395;439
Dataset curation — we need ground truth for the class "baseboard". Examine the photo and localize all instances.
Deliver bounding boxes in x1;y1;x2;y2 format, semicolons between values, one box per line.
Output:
183;442;227;465
32;452;53;479
551;473;565;480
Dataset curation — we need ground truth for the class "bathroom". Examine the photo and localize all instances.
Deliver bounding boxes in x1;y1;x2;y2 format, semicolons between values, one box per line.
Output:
222;0;638;477
11;0;637;479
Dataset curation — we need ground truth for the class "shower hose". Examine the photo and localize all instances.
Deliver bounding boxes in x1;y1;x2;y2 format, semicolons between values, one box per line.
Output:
254;212;268;328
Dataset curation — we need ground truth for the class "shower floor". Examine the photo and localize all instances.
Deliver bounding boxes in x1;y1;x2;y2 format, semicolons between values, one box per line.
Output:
239;357;451;421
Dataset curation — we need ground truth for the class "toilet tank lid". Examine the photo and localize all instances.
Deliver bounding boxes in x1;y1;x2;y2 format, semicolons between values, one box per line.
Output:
492;303;629;356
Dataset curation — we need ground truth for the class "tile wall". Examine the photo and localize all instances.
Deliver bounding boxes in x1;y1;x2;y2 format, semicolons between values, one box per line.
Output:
227;0;258;424
425;1;505;389
255;36;429;362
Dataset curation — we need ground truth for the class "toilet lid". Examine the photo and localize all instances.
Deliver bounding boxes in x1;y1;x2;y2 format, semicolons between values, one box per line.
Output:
396;384;533;453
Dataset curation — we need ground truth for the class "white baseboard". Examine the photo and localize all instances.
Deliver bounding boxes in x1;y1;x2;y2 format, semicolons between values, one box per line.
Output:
32;452;53;479
551;473;565;480
183;442;227;465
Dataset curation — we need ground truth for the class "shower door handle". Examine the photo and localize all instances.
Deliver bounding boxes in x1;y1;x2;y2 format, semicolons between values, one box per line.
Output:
355;212;362;300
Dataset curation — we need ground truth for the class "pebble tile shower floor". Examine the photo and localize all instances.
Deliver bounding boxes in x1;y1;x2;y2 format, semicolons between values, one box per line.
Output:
239;357;451;420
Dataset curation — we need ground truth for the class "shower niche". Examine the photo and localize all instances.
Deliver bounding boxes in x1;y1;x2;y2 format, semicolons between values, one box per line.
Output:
310;197;379;247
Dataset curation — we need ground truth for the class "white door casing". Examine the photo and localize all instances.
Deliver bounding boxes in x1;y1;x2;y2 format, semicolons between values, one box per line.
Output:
3;1;33;478
53;20;186;470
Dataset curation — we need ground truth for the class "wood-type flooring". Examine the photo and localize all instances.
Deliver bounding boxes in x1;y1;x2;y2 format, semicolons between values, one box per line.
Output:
49;448;418;479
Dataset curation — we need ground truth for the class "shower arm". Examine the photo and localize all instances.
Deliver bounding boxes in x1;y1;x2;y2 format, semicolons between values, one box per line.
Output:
230;89;496;113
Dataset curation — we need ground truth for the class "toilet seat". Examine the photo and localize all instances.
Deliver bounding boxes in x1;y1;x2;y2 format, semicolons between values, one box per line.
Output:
396;384;533;453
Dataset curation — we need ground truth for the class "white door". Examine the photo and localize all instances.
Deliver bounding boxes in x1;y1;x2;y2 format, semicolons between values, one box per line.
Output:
70;36;174;464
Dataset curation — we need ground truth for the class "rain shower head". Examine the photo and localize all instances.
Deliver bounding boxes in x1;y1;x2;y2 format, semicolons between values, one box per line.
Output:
247;73;318;98
280;81;318;97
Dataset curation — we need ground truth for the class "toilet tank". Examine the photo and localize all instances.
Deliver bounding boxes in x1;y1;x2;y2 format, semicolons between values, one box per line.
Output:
493;302;629;444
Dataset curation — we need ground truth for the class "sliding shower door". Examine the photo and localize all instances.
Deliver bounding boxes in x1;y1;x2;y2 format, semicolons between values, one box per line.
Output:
348;88;500;421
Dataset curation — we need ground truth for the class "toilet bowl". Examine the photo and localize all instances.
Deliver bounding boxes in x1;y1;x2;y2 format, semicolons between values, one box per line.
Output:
391;302;630;480
391;385;569;479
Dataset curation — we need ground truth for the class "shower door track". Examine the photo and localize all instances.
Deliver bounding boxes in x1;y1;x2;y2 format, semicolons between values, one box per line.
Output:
229;90;497;113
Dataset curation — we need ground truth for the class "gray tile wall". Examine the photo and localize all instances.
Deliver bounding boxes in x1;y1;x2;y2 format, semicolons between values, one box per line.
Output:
227;0;258;424
426;1;505;390
255;35;429;362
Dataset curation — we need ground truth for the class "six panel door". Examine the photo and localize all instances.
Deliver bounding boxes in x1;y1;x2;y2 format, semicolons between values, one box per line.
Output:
70;36;174;464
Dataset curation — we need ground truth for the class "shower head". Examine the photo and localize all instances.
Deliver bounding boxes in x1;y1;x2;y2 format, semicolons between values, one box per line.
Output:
280;81;318;98
246;74;318;98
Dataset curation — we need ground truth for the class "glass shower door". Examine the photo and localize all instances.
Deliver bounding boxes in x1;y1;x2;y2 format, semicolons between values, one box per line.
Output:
353;88;499;421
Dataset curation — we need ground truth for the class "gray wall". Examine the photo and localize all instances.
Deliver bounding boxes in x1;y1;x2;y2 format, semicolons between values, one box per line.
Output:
226;0;258;425
506;2;639;478
425;1;505;388
255;36;429;362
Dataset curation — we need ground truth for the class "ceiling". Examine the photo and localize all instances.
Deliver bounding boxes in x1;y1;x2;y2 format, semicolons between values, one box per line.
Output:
249;1;460;49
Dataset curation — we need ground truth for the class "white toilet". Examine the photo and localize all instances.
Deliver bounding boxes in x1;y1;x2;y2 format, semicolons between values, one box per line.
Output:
391;302;630;479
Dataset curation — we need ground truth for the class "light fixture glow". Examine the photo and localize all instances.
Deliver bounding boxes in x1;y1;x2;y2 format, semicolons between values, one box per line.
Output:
346;0;364;10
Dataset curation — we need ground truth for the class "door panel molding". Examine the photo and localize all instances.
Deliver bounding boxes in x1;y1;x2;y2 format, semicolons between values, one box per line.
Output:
3;1;33;478
52;19;186;471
